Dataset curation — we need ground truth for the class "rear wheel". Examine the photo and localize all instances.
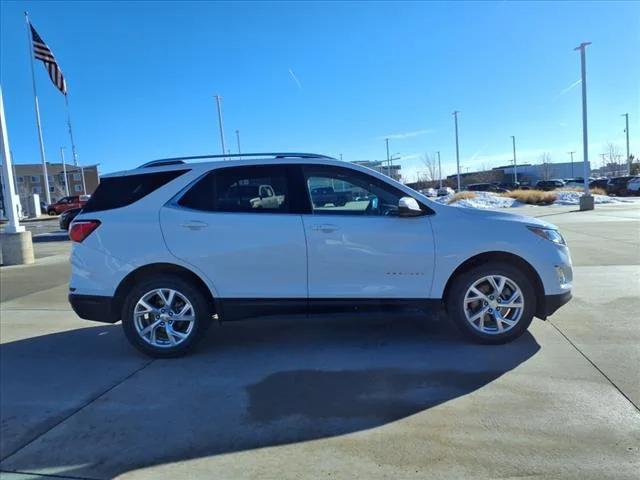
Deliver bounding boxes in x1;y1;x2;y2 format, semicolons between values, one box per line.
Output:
122;275;212;357
446;263;536;344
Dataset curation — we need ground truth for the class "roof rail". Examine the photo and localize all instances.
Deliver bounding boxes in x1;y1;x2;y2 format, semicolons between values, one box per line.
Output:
138;152;337;169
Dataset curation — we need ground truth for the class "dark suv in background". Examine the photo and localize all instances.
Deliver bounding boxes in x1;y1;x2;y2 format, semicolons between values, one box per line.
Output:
606;176;635;196
536;180;565;191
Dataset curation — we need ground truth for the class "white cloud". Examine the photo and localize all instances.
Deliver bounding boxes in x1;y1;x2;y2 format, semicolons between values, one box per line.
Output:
288;68;302;90
380;129;434;140
553;79;581;101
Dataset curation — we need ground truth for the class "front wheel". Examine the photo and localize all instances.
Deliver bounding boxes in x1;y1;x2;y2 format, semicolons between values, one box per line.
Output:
446;263;536;344
122;275;212;357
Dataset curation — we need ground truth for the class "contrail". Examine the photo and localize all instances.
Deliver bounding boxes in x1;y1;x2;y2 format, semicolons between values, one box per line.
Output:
553;79;581;101
288;68;302;90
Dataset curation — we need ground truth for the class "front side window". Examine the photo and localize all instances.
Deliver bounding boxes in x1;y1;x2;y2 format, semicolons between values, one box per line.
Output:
303;165;406;216
179;165;290;213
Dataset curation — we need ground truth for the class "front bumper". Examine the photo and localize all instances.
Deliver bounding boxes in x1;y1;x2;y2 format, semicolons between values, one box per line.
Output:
540;291;572;319
69;293;119;323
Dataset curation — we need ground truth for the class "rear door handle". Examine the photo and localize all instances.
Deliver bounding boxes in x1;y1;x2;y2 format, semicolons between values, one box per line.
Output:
180;220;208;230
311;224;338;233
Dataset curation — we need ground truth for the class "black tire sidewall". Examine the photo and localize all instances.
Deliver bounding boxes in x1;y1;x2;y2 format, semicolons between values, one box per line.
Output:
447;262;536;344
122;275;211;358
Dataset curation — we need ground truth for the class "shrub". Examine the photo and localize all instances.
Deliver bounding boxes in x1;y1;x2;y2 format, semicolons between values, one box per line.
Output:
561;187;607;196
448;192;477;204
502;190;557;205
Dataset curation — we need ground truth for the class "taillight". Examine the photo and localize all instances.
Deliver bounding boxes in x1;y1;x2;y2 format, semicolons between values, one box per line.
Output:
69;220;101;243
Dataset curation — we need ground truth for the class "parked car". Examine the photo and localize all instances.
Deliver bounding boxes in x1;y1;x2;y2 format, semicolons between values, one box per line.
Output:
59;207;82;230
535;179;565;191
626;177;640;195
497;182;521;190
589;178;610;191
47;195;89;215
466;183;509;193
310;186;351;207
68;153;573;357
437;186;455;196
563;177;594;189
606;176;636;196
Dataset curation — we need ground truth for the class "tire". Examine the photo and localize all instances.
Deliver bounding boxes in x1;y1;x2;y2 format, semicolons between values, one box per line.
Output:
446;262;536;345
121;274;212;358
48;210;56;216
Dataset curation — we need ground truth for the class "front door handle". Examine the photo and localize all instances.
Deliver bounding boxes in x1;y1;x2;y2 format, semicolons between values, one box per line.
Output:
311;224;338;233
180;220;208;230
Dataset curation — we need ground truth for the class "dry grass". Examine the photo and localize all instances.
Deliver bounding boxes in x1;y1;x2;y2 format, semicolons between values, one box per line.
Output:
502;189;557;205
561;187;607;196
447;191;477;204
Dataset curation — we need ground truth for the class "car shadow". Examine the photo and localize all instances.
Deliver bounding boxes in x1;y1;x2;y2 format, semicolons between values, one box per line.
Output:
0;314;540;478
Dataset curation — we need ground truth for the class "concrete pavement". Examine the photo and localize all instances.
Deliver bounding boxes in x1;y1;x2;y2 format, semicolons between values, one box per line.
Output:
1;203;639;479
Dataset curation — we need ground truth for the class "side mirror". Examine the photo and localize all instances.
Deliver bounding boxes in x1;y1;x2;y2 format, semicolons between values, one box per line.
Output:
398;197;423;217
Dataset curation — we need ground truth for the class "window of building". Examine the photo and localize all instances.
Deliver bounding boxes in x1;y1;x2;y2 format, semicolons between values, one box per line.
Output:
31;176;40;183
73;173;81;181
32;186;42;194
17;176;24;183
74;184;83;192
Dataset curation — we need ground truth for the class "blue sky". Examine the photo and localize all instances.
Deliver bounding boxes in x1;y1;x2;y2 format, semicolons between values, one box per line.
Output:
1;1;638;181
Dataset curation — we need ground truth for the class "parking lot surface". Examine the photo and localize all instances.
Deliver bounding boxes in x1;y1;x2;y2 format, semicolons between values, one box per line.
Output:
1;203;639;479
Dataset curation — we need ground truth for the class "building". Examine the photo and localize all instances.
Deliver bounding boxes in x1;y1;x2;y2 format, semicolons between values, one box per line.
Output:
13;163;99;204
352;160;402;181
446;160;592;187
1;162;99;218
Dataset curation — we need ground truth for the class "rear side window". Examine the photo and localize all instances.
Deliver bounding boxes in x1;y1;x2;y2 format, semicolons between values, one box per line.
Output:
178;165;290;213
82;170;188;213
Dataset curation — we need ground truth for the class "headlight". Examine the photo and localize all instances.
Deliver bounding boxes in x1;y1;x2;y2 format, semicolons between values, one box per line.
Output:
527;226;566;246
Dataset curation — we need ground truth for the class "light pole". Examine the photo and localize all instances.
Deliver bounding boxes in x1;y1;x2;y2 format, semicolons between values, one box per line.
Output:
568;151;575;177
510;136;518;183
437;151;442;188
453;111;461;191
385;138;390;176
60;147;69;196
214;95;226;159
622;113;630;174
235;129;242;160
575;42;593;210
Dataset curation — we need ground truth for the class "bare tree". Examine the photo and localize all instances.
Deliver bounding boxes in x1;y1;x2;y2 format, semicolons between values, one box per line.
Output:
420;153;438;182
539;152;553;180
606;143;624;176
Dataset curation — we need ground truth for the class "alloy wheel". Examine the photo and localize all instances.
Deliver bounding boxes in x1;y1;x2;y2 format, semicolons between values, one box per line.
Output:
463;275;524;335
133;288;195;348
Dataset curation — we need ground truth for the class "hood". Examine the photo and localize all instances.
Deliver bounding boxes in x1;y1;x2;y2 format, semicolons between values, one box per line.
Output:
454;206;558;229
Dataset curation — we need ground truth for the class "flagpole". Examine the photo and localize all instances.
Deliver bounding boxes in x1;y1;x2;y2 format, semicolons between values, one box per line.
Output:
24;11;51;205
64;95;86;194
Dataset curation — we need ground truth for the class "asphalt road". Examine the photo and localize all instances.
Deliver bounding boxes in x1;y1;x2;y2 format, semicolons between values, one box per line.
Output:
0;203;638;479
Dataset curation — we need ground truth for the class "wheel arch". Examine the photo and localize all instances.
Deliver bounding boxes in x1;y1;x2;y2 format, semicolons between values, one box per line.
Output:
113;263;219;321
442;251;546;319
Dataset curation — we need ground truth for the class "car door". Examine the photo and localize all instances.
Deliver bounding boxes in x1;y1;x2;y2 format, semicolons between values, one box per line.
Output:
160;164;308;300
300;164;435;299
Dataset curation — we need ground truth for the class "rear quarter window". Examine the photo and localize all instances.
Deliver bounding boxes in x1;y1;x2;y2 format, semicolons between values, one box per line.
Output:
82;169;189;213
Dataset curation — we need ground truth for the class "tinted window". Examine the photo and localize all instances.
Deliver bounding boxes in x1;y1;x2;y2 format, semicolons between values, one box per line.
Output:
179;165;290;213
303;165;411;216
83;170;188;213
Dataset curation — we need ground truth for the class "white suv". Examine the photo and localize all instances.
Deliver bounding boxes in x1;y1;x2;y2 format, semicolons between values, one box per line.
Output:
69;153;573;357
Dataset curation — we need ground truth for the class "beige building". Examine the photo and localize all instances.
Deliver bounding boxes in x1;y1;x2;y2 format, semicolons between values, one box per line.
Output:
13;163;99;204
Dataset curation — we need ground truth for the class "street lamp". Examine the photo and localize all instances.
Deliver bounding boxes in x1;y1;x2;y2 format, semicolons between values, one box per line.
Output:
453;111;461;191
510;136;518;183
574;42;593;210
568;151;575;177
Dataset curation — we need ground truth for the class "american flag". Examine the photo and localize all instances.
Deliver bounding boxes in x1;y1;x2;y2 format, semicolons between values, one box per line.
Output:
30;24;67;95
